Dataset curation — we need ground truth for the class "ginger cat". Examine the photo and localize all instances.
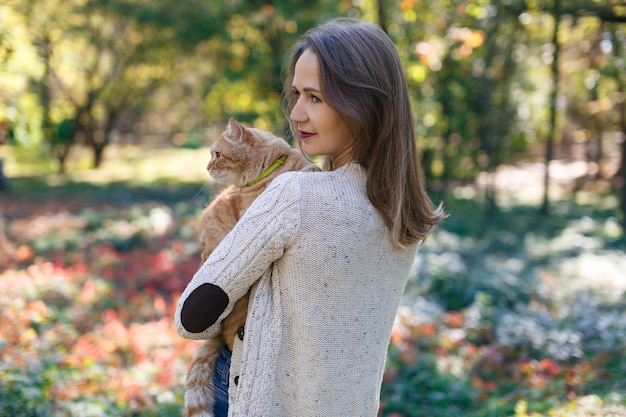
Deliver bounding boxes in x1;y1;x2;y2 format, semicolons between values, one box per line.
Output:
185;118;318;417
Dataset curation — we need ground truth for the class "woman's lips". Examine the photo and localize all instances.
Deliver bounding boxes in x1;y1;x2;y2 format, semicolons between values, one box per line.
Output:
299;131;315;139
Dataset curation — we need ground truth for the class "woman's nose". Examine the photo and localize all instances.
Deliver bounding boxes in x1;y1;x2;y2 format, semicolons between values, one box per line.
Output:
290;100;306;123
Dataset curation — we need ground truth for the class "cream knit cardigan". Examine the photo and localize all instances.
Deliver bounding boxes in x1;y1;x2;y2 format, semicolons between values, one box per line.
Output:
175;162;417;417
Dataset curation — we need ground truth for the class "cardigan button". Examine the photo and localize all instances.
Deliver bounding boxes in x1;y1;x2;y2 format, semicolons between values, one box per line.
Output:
234;375;240;385
237;326;245;340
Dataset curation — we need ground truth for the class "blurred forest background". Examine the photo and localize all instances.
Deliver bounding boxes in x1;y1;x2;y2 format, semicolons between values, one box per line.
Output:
1;0;626;417
1;0;625;215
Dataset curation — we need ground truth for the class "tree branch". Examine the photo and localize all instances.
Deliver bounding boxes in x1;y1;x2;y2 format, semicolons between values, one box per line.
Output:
558;5;626;22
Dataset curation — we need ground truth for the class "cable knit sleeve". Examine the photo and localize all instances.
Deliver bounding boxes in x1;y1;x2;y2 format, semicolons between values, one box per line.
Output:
174;173;302;340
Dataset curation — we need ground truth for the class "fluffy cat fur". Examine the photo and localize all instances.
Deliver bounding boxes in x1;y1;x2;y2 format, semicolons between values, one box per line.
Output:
185;118;318;417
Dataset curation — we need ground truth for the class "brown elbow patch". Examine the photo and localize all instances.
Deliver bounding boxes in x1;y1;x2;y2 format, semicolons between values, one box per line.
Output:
180;283;229;333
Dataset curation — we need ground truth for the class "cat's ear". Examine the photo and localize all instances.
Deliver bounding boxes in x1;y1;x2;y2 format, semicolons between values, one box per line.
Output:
226;117;245;144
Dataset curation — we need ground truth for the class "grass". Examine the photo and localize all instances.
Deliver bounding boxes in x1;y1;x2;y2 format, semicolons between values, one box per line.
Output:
1;145;625;417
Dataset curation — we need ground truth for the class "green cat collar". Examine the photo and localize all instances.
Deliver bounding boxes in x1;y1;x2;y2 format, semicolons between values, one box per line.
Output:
246;155;287;186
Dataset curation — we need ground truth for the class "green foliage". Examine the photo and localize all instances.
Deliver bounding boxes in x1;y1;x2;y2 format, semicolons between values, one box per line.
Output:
382;346;477;417
2;0;624;186
378;186;626;416
0;361;55;417
1;0;626;411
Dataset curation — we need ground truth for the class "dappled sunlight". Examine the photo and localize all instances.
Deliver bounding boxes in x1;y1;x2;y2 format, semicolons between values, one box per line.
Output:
0;147;223;414
475;160;616;207
385;192;626;416
93;146;213;185
1;0;625;414
5;145;214;186
0;177;209;415
0;259;197;415
560;251;626;296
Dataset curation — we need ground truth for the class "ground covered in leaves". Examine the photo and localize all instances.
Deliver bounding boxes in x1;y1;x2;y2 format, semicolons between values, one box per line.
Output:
1;147;625;417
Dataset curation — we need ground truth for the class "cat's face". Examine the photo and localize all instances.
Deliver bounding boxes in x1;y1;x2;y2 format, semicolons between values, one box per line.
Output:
207;118;290;187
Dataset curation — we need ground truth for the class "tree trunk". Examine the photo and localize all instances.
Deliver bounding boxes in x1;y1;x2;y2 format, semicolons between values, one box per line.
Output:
607;26;626;233
0;124;9;190
90;109;118;169
586;85;600;180
618;98;626;234
377;0;388;34
0;160;7;191
541;1;561;216
36;37;63;172
82;125;110;169
58;142;72;174
616;54;626;233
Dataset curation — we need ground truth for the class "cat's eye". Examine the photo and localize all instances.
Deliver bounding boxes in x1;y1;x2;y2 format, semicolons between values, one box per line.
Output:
214;151;220;159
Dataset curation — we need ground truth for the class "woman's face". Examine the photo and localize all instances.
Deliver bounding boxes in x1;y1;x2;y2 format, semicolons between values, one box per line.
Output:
290;49;353;167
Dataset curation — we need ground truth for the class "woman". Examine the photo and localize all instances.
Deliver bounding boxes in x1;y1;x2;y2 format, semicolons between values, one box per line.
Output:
175;18;445;417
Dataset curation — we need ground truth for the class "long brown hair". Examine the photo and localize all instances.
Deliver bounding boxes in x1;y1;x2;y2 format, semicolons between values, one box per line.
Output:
282;18;445;247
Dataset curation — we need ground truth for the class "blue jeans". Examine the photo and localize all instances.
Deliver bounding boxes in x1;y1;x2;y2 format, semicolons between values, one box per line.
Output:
213;345;231;417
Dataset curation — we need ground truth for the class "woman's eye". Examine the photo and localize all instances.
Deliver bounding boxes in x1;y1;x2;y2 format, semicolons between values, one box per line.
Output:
311;95;321;103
